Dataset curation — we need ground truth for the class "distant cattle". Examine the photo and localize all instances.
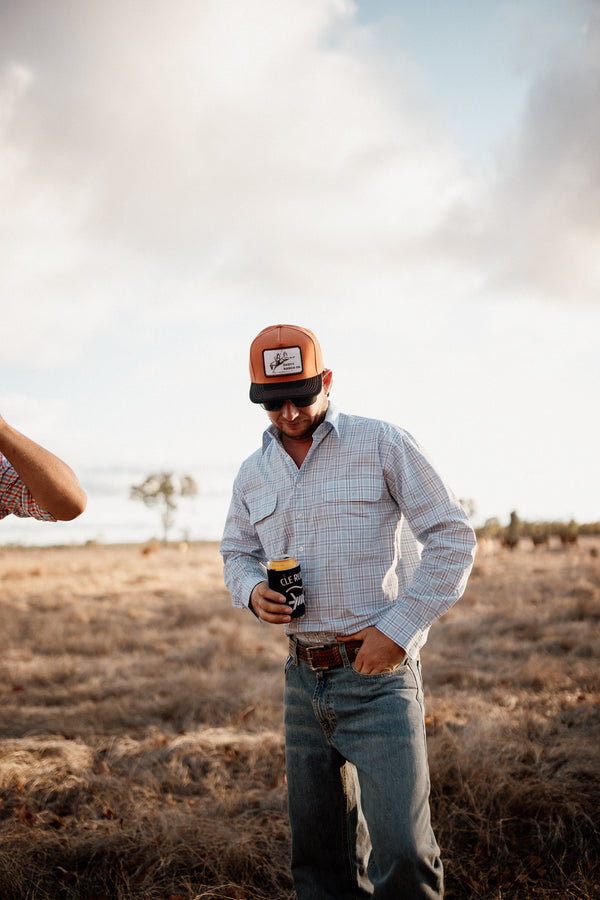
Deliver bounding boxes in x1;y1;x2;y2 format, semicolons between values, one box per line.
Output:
501;535;519;551
142;542;160;556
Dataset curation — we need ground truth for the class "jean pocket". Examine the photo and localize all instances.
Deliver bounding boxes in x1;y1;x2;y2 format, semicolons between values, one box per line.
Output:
351;655;410;679
284;654;296;675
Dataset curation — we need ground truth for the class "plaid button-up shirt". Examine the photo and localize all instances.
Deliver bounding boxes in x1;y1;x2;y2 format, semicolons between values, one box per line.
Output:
221;404;476;658
0;453;56;521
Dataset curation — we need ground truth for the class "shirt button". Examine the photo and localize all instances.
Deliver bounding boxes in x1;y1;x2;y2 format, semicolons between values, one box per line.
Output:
298;546;304;552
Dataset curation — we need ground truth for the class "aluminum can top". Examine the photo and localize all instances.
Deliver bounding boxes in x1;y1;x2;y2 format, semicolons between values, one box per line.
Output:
268;557;298;571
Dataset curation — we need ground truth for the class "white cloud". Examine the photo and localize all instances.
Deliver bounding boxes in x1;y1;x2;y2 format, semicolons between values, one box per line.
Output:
0;0;469;352
435;2;600;305
1;0;598;530
1;0;598;351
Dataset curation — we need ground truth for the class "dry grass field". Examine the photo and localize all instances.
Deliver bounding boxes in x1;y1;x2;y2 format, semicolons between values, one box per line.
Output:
0;537;598;900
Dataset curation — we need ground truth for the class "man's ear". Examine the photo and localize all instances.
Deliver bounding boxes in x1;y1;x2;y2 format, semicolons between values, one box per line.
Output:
323;369;333;395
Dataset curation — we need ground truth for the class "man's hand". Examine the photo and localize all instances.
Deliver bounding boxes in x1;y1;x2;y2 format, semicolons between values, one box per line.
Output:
337;626;407;674
250;580;292;624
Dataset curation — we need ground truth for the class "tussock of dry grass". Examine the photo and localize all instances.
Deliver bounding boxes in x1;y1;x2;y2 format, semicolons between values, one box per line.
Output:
1;539;599;898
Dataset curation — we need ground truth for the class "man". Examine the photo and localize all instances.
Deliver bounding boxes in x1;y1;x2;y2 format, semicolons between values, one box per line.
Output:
221;324;476;899
0;413;87;523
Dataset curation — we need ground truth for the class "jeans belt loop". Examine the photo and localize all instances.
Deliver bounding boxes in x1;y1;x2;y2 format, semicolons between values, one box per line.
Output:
338;641;351;668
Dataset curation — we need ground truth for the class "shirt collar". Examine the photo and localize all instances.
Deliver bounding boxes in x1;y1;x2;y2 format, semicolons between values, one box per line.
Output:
261;401;340;453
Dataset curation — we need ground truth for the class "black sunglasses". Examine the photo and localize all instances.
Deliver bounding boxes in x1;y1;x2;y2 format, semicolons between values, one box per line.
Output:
261;394;319;412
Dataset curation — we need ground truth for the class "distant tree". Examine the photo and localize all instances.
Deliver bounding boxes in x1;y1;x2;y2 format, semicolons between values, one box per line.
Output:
130;472;198;544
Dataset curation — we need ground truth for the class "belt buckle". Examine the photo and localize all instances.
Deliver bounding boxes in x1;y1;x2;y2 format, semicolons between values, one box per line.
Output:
305;643;329;671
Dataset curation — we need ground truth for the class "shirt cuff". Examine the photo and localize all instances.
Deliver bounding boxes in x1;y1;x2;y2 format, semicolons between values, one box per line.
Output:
376;606;429;659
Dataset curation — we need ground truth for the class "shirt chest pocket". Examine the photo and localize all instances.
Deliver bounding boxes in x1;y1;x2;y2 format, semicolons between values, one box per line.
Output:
246;488;279;554
323;477;384;503
322;477;389;550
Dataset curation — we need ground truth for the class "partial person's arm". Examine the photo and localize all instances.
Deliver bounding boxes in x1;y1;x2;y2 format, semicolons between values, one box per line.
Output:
0;415;87;521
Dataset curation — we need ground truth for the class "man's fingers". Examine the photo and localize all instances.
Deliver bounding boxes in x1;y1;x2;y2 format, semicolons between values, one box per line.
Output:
252;588;292;622
251;582;291;619
262;599;291;615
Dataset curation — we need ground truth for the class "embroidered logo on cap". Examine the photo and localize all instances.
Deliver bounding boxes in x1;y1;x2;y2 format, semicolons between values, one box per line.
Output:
263;347;303;377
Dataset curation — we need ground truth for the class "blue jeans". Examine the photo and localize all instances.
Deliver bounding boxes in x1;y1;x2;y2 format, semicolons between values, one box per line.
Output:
284;645;443;899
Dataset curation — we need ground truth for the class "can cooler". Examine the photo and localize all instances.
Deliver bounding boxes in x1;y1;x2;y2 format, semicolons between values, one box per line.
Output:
267;557;306;619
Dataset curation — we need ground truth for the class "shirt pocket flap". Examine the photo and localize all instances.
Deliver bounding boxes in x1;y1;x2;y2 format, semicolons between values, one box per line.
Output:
246;489;277;525
323;478;385;503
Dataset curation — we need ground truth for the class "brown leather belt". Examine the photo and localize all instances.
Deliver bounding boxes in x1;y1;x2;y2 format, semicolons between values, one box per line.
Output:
289;638;363;670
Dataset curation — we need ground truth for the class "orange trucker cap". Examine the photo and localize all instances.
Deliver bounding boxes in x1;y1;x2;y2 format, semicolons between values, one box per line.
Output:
249;324;324;403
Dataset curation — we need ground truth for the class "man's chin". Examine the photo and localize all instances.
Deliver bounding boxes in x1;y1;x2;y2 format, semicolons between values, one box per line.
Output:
280;426;310;440
278;420;314;440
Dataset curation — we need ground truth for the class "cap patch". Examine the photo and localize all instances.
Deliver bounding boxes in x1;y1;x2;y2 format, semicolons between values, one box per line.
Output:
263;346;303;378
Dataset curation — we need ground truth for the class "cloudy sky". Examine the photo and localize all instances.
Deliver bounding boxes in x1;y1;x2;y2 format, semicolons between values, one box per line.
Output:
1;0;599;543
